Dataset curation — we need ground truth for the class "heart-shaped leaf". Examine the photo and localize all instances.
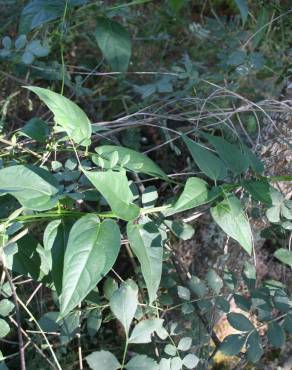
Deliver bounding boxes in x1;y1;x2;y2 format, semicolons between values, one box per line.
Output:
60;215;120;317
25;86;92;146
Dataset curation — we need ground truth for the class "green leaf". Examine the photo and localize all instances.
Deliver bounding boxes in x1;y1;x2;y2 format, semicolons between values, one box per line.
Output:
0;165;59;211
206;269;223;294
20;0;64;32
126;355;159;370
128;318;164;343
103;277;118;300
215;297;230;313
164;344;176;356
267;322;285;348
203;134;249;176
227;312;254;331
159;358;171;370
0;300;14;317
273;290;290;313
94;145;167;179
188;276;207;298
219;334;246;356
242;144;264;174
243;180;273;206
39;312;59;332
164;177;209;216
246;331;263;363
15;34;27;49
86;350;120;370
177;337;192;351
182;354;199;369
24;86;92;146
60;215;120;317
243;262;256;290
95;17;131;72
164;220;195;241
127;218;163;303
183;136;227;180
59;311;79;345
83;169;140;221
171;357;183;370
234;0;249;24
87;308;102;338
109;279;138;336
43;220;69;294
20;117;50;142
5;235;45;280
211;196;253;255
177;286;190;300
169;0;186;13
233;294;251;312
0;319;10;338
274;249;292;267
19;0;86;32
283;314;292;333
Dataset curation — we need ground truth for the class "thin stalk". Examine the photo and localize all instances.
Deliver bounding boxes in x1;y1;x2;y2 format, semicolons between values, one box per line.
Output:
120;338;129;370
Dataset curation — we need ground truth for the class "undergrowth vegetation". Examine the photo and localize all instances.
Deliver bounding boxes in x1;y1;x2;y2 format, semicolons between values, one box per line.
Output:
0;1;291;369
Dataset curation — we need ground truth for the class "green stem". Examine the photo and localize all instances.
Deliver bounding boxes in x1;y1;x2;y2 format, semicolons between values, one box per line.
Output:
121;338;129;369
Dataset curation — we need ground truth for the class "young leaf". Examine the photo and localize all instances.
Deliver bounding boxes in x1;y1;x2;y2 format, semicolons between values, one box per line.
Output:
171;357;183;370
164;177;209;216
227;312;254;331
164;344;177;356
60;215;120;317
246;331;263;363
182;354;199;369
127;218;163;303
0;319;10;338
128;318;164;343
219;334;246;356
211;196;253;255
0;165;59;211
274;249;292;267
159;358;171;370
109;279;138;337
267;322;285;348
94;145;167;179
95;17;131;72
177;286;191;300
0;300;14;317
83;169;140;221
24;86;92;146
126;355;159;370
177;337;192;351
183;135;227;180
86;350;120;370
